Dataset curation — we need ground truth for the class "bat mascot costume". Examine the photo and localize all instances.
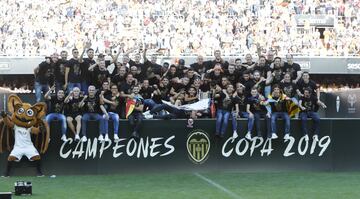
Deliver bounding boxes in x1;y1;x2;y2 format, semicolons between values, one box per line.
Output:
0;94;50;177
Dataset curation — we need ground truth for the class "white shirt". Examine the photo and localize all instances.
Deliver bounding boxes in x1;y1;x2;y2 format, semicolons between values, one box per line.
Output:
14;125;34;149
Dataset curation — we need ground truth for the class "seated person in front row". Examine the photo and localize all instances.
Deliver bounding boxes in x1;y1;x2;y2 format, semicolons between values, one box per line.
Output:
44;85;67;141
265;86;292;140
298;88;327;141
101;84;121;141
64;87;83;141
80;85;109;142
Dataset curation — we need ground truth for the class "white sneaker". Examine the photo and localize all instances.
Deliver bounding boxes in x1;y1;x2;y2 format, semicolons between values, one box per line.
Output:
283;134;290;140
271;133;278;139
143;110;151;116
114;134;120;141
81;136;87;142
304;134;309;141
313;135;319;142
75;134;80;141
104;134;110;142
232;131;238;139
245;132;252;140
144;114;153;119
61;135;67;142
98;135;104;142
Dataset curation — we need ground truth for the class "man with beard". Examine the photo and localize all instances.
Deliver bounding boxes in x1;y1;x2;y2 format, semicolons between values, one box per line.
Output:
252;56;272;79
242;54;256;69
208;50;229;70
280;73;298;105
266;86;292;140
296;72;320;99
44;86;67;141
283;54;302;83
79;41;94;94
299;88;327;141
54;51;68;92
88;60;111;89
34;56;52;102
190;55;210;75
224;64;240;85
143;48;162;75
111;65;127;88
65;49;82;93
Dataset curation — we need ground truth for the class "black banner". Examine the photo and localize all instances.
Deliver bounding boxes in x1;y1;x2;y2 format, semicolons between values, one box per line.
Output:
1;119;346;176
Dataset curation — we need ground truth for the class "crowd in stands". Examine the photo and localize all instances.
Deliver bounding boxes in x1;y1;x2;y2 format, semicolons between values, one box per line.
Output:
1;0;360;57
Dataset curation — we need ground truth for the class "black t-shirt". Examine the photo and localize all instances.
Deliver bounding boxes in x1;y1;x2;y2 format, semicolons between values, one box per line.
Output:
252;65;271;78
105;94;121;114
54;60;66;84
269;96;288;113
234;94;247;112
81;58;96;83
190;61;211;74
280;82;297;98
83;96;102;114
271;67;285;85
224;71;240;85
300;96;319;112
66;58;82;83
243;80;255;97
92;67;110;88
112;74;126;88
152;84;170;103
171;83;188;94
284;62;301;80
140;87;154;99
65;97;83;116
297;80;318;95
48;96;65;114
247;96;266;113
36;61;52;84
209;60;229;70
143;60;162;75
208;72;223;86
216;92;235;112
120;82;133;95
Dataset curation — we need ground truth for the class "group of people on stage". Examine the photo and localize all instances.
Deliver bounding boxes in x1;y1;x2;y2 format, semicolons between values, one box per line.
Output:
35;42;326;142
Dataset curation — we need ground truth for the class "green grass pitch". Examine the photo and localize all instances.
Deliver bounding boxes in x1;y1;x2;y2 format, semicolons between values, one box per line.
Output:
1;172;360;199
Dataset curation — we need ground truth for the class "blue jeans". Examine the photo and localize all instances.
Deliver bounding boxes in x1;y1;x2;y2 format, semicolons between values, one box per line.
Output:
34;81;49;102
216;109;231;136
150;104;186;119
248;112;271;137
67;82;82;94
103;112;120;135
82;113;106;136
231;112;246;133
300;112;320;136
45;113;67;135
271;112;290;135
144;99;158;111
81;81;88;95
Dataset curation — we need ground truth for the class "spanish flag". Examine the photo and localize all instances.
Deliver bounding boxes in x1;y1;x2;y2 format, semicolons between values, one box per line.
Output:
125;98;136;119
267;94;300;118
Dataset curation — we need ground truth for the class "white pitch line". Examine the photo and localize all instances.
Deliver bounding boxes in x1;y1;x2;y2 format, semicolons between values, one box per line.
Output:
194;172;243;199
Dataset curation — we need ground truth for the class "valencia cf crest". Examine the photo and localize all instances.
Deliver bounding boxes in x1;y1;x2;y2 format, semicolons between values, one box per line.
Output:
186;130;210;164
